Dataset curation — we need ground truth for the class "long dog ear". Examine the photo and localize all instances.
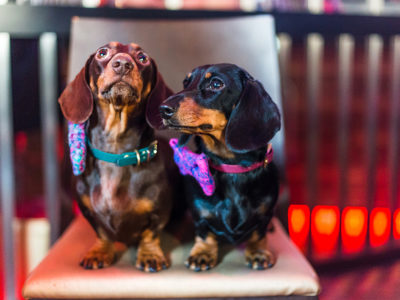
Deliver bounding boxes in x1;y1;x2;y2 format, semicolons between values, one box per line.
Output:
58;54;94;124
225;79;281;153
146;60;173;129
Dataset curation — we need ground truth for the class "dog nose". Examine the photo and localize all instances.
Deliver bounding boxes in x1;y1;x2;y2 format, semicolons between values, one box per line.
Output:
159;105;176;119
111;56;133;75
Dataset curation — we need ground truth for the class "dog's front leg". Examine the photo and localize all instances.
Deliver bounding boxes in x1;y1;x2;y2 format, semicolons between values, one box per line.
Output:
186;233;218;272
80;238;127;269
245;231;275;270
136;229;169;272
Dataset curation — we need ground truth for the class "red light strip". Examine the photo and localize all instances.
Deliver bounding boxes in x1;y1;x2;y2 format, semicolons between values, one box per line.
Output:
288;205;398;255
288;205;310;252
370;207;391;248
341;207;368;254
394;209;400;240
311;206;340;257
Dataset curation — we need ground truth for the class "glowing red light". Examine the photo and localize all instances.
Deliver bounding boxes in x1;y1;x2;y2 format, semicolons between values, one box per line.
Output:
370;207;391;248
311;206;340;257
394;209;400;240
341;207;368;254
288;205;310;253
15;131;28;153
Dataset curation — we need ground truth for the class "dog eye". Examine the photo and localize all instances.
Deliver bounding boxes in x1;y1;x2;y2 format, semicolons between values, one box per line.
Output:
96;48;109;59
208;78;224;91
137;52;150;65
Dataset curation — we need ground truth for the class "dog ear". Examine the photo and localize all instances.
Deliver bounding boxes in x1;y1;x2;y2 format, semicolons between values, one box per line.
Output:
146;60;173;129
58;55;94;124
225;79;281;153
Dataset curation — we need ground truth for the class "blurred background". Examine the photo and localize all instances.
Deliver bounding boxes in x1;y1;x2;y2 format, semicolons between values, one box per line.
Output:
2;0;400;299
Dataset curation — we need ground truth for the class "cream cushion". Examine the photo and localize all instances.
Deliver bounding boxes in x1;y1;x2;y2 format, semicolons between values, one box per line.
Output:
23;215;320;299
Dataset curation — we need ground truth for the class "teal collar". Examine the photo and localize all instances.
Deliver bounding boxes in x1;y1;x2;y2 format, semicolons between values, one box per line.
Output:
87;139;158;167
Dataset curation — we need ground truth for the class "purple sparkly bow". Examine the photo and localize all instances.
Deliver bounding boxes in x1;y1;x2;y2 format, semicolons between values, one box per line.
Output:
68;121;86;176
169;138;215;196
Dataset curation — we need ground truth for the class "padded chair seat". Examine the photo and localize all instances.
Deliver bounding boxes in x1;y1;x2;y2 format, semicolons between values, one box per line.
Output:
23;215;320;299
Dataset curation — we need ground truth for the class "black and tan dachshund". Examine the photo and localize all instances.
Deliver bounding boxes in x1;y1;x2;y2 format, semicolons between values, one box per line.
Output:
160;63;281;271
59;42;178;272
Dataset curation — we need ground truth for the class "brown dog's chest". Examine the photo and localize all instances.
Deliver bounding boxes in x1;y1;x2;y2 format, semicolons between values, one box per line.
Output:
90;162;155;213
81;157;167;243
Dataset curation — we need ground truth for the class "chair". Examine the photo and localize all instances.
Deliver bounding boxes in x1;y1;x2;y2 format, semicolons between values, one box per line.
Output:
23;15;320;299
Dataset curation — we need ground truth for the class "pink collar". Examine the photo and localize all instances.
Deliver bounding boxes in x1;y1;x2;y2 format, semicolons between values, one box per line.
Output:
209;144;273;174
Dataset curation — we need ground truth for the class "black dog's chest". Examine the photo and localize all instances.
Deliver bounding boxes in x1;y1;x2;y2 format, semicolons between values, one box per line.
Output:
187;167;278;244
194;196;264;242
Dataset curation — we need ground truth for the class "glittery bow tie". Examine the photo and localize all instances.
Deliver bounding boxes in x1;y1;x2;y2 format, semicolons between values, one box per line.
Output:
169;138;215;196
68;121;87;176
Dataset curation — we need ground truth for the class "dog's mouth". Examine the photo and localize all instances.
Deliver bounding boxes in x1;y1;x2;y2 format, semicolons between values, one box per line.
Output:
100;81;139;108
163;119;213;132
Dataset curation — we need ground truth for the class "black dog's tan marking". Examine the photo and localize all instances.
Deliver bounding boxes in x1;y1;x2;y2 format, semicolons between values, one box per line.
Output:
174;97;232;158
186;233;218;271
160;63;281;271
59;42;175;272
245;231;276;270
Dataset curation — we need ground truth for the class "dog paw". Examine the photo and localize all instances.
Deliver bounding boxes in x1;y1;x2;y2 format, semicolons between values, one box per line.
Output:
245;249;275;270
80;249;116;270
136;253;169;272
185;252;217;272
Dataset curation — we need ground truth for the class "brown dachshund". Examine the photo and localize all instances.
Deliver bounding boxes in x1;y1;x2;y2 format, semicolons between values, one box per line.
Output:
160;64;281;271
59;42;177;272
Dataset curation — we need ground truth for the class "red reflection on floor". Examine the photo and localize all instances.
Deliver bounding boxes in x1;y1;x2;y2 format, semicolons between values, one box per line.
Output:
288;205;310;252
341;207;368;254
311;206;340;257
370;207;391;248
393;209;400;240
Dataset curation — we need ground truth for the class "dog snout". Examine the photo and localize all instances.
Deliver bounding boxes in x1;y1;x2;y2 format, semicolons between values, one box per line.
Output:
111;54;134;75
160;94;184;120
159;105;176;120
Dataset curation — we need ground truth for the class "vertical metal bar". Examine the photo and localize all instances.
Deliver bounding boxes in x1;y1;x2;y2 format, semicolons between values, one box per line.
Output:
365;35;382;225
278;33;292;184
278;33;292;79
0;32;16;300
306;34;323;257
306;34;323;207
337;34;354;255
39;33;60;244
337;34;354;211
389;36;400;222
277;33;292;226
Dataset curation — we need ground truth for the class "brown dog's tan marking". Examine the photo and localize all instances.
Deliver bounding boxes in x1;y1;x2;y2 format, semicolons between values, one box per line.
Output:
95;70;143;104
136;229;169;272
80;238;127;269
81;194;92;210
245;231;275;270
141;82;152;100
95;100;136;141
133;197;154;215
186;233;218;271
109;41;120;48
129;42;140;50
